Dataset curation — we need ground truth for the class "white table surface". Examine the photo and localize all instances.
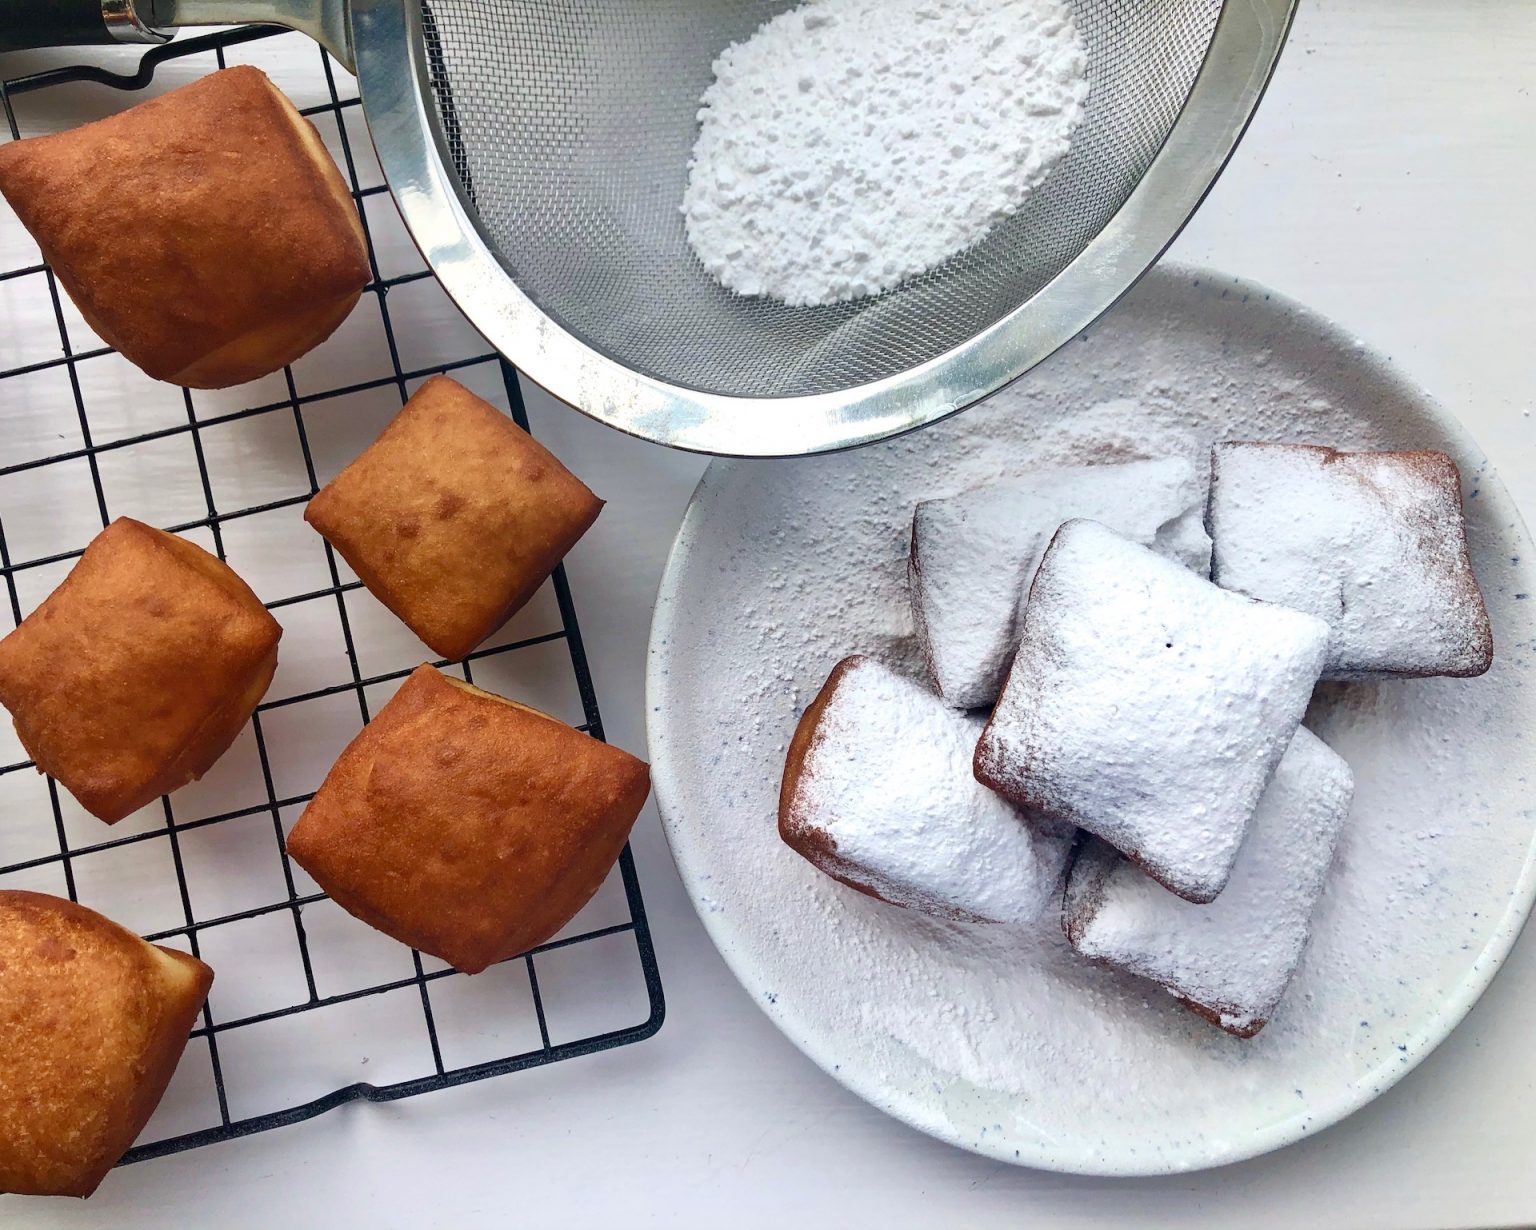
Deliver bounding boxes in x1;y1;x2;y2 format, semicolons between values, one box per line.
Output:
7;2;1536;1226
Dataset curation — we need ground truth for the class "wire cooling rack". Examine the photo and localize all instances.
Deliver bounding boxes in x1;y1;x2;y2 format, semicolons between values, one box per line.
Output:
0;26;663;1166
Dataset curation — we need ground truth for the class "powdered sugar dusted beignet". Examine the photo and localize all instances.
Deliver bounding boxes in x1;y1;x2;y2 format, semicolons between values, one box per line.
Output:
780;656;1072;925
910;458;1210;709
974;520;1329;904
1063;727;1353;1037
1208;443;1492;679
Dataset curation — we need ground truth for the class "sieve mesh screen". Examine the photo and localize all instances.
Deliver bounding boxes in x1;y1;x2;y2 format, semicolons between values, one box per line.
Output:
421;0;1222;398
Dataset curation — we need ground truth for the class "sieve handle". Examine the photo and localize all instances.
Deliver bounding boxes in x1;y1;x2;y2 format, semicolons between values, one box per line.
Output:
0;0;170;50
158;0;353;68
0;0;352;67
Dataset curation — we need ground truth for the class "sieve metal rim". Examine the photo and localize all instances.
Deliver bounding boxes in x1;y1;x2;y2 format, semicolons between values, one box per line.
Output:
351;0;1298;458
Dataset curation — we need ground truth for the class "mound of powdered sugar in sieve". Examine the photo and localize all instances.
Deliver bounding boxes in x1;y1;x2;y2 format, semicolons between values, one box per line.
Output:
681;0;1089;307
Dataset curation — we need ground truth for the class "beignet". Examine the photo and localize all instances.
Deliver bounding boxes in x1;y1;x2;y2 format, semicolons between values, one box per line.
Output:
974;519;1329;904
0;891;213;1197
305;376;603;661
0;519;281;823
286;664;650;974
1207;442;1492;679
0;66;368;388
780;656;1072;925
910;458;1209;709
1064;727;1353;1038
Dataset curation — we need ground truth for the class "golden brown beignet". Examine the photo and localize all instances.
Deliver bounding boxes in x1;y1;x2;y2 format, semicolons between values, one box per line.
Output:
0;66;368;388
286;664;649;974
0;518;281;824
0;891;213;1198
304;375;603;661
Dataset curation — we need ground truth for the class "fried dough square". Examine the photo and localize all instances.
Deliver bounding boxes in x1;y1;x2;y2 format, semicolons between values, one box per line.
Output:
1207;442;1493;679
304;376;603;661
286;665;649;974
779;656;1072;924
974;519;1329;904
0;891;213;1197
0;519;281;824
1064;728;1353;1037
0;66;369;389
909;457;1209;709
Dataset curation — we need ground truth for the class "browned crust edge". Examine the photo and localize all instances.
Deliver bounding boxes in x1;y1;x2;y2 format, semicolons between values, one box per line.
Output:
1175;994;1267;1039
93;945;215;1193
778;657;861;869
777;657;911;912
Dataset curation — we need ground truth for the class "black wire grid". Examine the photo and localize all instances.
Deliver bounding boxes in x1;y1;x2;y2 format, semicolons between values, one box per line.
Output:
0;27;663;1166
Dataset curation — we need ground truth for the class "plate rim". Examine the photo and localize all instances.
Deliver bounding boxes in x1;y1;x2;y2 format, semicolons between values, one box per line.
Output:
644;260;1536;1176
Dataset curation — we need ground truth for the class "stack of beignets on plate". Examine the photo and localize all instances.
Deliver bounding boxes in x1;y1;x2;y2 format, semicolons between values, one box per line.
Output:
780;444;1490;1037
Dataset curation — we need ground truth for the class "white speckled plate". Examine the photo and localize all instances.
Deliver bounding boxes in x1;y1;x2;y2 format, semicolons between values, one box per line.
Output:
646;263;1536;1176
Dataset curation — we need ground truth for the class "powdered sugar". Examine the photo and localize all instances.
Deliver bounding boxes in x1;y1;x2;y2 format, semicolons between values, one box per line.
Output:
648;268;1536;1172
1065;727;1355;1036
976;520;1330;903
1208;443;1493;679
781;655;1071;924
681;0;1088;306
910;458;1209;710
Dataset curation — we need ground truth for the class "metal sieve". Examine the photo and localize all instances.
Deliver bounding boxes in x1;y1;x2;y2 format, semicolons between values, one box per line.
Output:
4;0;1296;455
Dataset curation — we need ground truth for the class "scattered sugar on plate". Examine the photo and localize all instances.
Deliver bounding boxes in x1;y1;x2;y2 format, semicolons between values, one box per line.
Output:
682;0;1088;306
910;458;1209;710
